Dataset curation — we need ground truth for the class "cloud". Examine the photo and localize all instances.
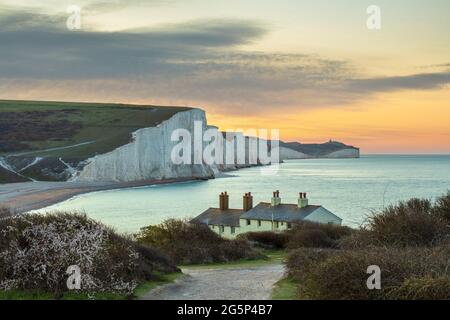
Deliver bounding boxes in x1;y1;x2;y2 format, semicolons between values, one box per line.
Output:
0;10;448;116
347;72;450;92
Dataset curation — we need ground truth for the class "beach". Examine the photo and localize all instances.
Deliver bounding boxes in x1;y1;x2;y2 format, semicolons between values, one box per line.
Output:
0;178;195;213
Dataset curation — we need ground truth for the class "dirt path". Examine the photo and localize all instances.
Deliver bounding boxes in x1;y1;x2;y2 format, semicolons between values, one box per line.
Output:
141;263;285;300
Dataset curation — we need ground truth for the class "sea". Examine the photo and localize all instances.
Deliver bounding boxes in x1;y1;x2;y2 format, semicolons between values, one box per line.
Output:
37;155;450;234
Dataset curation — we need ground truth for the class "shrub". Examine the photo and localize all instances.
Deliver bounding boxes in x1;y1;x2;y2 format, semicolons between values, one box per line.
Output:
338;229;378;249
286;248;336;280
433;191;450;223
286;245;450;300
364;198;448;247
237;231;290;249
135;219;261;264
0;210;177;296
387;276;450;300
287;221;353;249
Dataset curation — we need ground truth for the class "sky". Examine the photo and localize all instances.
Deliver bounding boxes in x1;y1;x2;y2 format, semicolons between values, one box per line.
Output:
0;0;449;153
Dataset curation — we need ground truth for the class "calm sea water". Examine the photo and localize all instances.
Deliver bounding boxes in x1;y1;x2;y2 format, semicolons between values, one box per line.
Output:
38;155;450;233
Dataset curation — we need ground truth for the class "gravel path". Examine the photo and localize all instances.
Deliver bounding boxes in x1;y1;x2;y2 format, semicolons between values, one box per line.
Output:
141;263;285;300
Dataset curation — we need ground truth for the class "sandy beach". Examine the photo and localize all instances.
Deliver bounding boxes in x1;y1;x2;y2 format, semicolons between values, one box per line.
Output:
0;178;196;213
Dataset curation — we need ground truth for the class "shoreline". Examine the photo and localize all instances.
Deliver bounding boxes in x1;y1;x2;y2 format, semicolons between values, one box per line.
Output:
0;177;198;213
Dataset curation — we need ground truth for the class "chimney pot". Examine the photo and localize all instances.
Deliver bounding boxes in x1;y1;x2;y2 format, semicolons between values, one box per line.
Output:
220;191;229;210
219;193;224;210
243;192;253;212
298;192;309;208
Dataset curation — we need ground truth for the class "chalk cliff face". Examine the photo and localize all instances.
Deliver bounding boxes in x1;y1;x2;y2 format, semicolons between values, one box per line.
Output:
73;109;217;182
279;147;310;160
73;108;360;182
0;101;360;184
279;140;360;159
324;148;360;159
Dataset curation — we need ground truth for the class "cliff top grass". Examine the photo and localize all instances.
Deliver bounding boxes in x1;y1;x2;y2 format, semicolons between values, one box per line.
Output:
0;99;190;159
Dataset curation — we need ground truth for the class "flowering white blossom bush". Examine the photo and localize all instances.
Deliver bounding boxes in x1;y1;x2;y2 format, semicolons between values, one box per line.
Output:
0;210;176;295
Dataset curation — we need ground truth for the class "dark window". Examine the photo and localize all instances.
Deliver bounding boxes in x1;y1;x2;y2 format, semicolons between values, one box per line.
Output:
231;226;235;234
287;223;292;229
220;225;225;233
246;219;251;226
258;220;261;227
275;221;279;228
281;222;284;226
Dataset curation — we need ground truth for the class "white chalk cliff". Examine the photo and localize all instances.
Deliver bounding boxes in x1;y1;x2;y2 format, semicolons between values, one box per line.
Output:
73;108;359;183
322;148;360;158
73;109;218;182
279;146;310;160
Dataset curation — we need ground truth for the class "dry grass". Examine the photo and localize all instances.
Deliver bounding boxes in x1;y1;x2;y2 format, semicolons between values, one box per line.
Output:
287;246;450;300
285;193;450;300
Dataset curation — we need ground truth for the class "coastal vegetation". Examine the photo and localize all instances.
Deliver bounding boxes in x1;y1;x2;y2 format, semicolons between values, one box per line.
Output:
283;192;450;300
0;192;448;300
135;219;261;265
0;208;178;299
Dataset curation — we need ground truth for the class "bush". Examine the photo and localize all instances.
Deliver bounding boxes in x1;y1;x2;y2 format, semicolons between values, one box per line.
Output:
237;231;290;249
286;245;450;300
0;210;177;296
364;198;448;247
433;191;450;223
286;248;336;280
338;229;378;249
387;276;450;300
135;219;261;264
287;221;353;249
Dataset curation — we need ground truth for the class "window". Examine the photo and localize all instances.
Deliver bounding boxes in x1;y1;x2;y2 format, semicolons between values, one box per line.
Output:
246;219;251;226
281;222;284;226
231;226;235;234
220;225;225;233
211;225;215;229
287;223;292;229
258;220;261;227
275;221;279;229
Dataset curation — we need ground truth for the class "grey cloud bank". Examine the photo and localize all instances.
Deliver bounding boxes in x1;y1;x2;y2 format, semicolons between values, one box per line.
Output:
0;10;448;115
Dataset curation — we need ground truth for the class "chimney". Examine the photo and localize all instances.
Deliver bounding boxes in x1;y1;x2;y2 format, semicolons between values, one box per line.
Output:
243;192;253;212
298;192;309;208
271;190;281;207
219;192;229;210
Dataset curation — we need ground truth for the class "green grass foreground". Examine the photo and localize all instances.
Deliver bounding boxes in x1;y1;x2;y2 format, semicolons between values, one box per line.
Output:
271;278;298;300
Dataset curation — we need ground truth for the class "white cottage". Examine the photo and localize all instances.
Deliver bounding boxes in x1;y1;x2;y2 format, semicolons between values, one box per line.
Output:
192;191;342;239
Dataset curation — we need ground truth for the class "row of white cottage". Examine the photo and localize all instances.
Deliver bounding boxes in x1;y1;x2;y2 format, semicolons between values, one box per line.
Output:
191;191;342;239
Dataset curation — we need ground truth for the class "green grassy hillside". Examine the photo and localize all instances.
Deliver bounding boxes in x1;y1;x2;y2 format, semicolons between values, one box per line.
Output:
0;100;190;159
